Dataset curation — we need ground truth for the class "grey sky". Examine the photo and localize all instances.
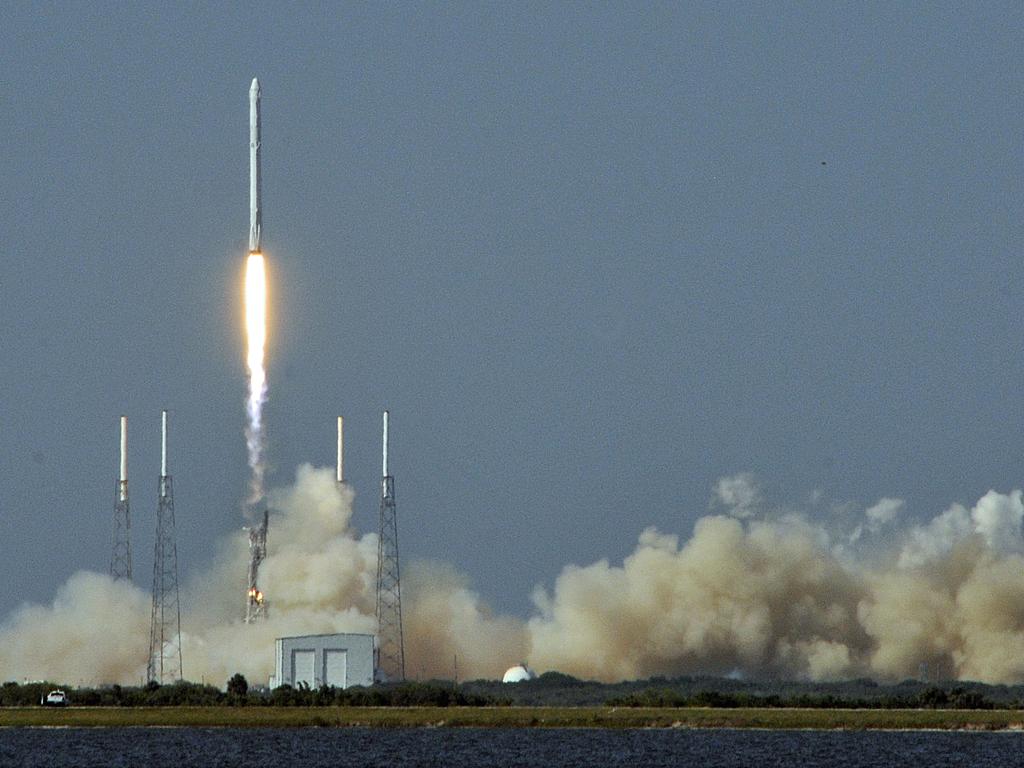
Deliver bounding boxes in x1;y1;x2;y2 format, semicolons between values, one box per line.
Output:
1;3;1022;620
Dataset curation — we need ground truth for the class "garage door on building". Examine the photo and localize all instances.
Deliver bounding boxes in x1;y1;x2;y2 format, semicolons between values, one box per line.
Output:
292;649;315;688
324;649;348;688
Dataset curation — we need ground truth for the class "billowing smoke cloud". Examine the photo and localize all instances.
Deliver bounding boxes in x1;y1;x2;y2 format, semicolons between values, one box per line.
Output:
528;517;867;682
897;490;1024;569
710;472;764;519
526;487;1024;684
866;497;903;528
0;465;380;686
0;572;151;684
849;497;902;545
403;561;528;680
4;469;1024;686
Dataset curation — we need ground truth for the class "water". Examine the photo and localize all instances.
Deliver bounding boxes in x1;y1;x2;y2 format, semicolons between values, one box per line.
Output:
0;727;1020;768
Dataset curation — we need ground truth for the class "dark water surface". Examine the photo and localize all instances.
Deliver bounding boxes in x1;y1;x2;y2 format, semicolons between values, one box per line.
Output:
1;727;1021;768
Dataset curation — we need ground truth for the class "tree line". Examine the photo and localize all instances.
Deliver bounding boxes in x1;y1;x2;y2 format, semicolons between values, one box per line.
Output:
3;672;1020;709
0;678;497;708
605;686;999;710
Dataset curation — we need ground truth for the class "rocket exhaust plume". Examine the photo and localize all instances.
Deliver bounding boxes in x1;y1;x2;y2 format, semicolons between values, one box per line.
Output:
244;77;267;508
244;253;267;505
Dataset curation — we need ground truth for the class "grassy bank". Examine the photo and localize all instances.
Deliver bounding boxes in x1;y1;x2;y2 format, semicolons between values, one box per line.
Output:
3;706;1024;730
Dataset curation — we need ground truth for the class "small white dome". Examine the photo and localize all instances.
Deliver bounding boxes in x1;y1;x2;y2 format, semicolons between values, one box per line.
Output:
502;664;535;683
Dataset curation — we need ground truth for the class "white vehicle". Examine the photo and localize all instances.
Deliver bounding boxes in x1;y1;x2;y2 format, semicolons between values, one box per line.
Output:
41;690;68;707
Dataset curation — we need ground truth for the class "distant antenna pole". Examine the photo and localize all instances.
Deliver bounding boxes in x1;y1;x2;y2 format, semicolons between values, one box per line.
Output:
245;509;269;623
110;415;132;581
147;410;183;683
376;409;405;681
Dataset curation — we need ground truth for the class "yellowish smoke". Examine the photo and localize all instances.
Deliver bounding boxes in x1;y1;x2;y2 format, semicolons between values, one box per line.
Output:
7;468;1024;686
244;252;268;506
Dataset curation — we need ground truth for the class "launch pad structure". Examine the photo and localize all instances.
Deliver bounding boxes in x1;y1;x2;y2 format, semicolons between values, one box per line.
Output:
245;510;269;623
376;410;406;681
148;410;183;683
110;416;132;581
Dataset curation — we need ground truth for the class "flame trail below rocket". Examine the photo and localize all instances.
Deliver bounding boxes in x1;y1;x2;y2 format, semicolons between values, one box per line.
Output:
244;252;268;507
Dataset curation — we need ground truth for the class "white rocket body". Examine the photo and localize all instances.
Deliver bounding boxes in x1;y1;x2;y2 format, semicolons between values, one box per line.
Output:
249;78;262;253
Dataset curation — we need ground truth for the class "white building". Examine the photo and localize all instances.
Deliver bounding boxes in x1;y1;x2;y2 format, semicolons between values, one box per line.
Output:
271;633;375;689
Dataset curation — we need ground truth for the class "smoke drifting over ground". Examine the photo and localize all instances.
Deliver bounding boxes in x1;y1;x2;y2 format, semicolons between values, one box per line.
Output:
4;468;1024;685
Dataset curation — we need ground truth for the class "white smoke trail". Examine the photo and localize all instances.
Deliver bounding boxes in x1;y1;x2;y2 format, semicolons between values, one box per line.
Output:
244;253;268;507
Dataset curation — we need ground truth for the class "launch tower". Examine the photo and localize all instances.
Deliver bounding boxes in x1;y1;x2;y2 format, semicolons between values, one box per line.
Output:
375;410;405;681
245;510;269;623
110;415;132;581
147;410;183;683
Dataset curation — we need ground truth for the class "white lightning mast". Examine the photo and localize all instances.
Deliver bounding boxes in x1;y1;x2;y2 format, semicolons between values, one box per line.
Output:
110;415;131;580
337;415;345;484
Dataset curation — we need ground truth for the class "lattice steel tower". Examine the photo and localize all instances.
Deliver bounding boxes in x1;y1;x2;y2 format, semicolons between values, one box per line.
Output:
110;415;132;581
244;510;269;623
376;410;405;681
148;410;183;683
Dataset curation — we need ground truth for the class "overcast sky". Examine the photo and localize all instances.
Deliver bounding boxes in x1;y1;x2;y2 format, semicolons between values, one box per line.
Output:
1;3;1022;619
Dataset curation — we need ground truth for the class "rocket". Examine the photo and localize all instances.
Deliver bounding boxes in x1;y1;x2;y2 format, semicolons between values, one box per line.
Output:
249;77;261;254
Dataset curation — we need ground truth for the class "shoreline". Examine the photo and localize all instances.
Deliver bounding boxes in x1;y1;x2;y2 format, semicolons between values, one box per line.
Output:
3;706;1024;730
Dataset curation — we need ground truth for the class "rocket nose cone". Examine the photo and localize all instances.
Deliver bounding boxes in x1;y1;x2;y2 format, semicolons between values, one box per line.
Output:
250;78;260;93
